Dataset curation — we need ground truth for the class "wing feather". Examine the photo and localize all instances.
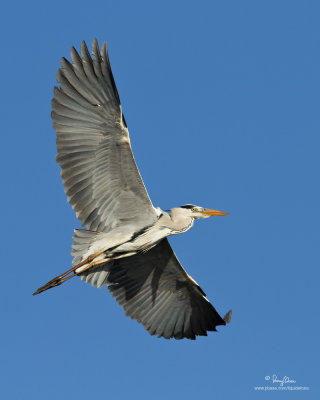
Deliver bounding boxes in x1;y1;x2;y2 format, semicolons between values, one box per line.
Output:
80;239;229;340
52;39;157;232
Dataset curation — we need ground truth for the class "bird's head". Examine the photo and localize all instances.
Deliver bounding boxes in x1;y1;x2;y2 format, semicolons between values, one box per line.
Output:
177;204;229;219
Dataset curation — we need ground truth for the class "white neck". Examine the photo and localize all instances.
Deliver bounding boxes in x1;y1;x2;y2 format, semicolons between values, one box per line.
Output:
169;208;194;234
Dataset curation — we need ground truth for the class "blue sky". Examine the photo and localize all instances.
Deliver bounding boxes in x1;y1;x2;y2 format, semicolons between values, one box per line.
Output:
1;1;319;398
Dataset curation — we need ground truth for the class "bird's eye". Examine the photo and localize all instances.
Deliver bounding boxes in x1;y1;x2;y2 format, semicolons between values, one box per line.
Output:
191;207;196;212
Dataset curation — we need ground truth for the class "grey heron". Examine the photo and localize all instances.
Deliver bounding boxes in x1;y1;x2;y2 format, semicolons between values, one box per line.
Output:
33;39;232;340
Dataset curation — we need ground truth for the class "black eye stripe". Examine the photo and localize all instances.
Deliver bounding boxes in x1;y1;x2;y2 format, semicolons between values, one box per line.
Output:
180;204;196;209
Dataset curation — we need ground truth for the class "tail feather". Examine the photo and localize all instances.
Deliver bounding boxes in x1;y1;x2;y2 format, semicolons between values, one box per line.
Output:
72;229;111;288
71;229;101;265
79;263;113;288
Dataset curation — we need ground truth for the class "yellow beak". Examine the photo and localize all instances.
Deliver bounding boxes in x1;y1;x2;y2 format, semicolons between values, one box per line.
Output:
202;208;229;216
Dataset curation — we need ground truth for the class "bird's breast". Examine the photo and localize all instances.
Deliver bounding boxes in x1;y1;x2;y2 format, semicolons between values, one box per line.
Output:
112;225;171;254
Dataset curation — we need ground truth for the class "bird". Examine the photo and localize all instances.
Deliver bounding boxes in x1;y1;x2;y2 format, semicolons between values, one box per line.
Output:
33;38;232;340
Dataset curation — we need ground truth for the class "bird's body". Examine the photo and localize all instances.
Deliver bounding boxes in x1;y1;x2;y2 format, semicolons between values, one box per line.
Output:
33;39;231;340
73;207;195;274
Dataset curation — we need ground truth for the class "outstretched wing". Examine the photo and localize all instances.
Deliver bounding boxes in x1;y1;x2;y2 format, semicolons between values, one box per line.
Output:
80;239;231;340
52;39;157;233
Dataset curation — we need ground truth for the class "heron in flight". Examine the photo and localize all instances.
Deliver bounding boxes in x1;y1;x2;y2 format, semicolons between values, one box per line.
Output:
33;39;232;340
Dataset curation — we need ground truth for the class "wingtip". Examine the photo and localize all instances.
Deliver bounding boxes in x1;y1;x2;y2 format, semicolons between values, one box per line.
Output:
92;38;99;50
101;41;108;56
80;40;89;56
223;309;232;324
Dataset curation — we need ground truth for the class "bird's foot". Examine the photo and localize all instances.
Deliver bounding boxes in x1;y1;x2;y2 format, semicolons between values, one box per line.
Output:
32;249;110;296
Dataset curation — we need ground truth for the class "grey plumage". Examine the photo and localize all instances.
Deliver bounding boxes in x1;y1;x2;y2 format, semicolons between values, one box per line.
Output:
53;39;157;233
83;239;226;339
34;38;232;340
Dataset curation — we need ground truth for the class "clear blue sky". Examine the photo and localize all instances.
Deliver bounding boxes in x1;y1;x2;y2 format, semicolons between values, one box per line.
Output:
1;1;319;398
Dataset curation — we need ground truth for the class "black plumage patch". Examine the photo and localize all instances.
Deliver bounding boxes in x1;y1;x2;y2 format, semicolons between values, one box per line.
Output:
121;113;127;128
180;204;196;209
129;225;151;242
